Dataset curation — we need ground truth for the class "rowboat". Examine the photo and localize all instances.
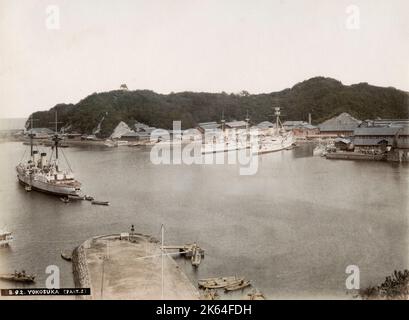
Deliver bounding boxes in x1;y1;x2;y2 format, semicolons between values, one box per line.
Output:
60;197;70;203
224;280;251;291
91;200;110;206
61;250;73;261
198;276;244;289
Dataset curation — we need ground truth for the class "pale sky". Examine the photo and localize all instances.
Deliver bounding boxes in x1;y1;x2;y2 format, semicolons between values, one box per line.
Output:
0;0;408;118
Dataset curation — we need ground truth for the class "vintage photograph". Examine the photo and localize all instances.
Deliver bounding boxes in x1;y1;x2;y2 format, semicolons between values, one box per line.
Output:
0;0;408;302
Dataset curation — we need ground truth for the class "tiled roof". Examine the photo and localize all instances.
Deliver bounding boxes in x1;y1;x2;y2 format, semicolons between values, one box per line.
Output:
319;113;361;131
354;127;401;136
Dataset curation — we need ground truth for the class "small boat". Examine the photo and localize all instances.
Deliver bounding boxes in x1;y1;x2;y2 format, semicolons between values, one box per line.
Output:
60;197;70;203
24;185;32;192
91;200;110;206
224;279;251;292
198;276;244;289
61;250;73;261
244;290;265;300
201;289;219;300
191;250;202;267
68;194;84;201
0;270;36;283
0;231;13;247
84;195;94;201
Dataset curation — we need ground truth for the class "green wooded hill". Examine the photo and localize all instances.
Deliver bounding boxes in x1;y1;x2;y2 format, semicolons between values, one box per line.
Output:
28;77;409;137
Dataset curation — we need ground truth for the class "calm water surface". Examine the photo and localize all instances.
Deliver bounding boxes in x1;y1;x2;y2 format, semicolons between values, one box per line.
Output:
0;141;408;299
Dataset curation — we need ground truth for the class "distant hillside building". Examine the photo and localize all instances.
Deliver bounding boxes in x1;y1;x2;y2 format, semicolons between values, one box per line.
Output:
225;120;248;130
120;84;129;91
197;122;220;134
255;121;275;130
26;127;55;139
318;113;361;137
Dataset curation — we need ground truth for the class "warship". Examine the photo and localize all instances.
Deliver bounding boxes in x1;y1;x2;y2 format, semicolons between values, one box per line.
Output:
201;112;250;154
16;113;82;196
252;106;295;154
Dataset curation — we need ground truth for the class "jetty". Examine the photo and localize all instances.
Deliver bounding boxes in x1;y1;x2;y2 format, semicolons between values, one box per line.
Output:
325;152;386;161
161;243;205;267
72;233;199;299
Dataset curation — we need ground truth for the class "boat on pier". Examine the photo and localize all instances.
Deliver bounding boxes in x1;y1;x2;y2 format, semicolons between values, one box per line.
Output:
0;270;35;283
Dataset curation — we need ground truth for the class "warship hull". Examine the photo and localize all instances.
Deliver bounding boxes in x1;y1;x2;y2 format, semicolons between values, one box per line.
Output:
253;133;295;155
16;170;80;197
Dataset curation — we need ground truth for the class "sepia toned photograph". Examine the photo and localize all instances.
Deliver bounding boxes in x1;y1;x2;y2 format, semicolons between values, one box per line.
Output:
0;0;408;306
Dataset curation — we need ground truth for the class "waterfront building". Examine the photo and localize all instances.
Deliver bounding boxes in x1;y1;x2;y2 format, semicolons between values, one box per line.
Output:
197;122;221;134
225;120;248;130
353;127;401;153
281;121;319;137
318;113;361;137
359;119;409;128
334;137;353;151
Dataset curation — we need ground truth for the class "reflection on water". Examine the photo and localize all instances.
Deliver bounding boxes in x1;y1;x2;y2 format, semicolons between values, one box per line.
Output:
0;141;408;299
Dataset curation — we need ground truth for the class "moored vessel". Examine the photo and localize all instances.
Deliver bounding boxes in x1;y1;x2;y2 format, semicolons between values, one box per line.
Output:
0;230;13;247
16;113;82;197
252;106;295;154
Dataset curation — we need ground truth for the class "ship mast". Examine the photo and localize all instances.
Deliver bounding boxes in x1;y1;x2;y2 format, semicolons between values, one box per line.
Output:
245;110;250;131
28;115;38;162
274;107;281;134
221;109;225;132
50;111;63;171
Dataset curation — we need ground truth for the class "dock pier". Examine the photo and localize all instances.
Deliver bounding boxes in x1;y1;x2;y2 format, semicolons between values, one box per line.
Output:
72;233;199;300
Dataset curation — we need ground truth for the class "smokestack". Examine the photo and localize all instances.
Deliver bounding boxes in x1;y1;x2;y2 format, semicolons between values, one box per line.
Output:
40;152;47;168
308;113;312;125
32;150;38;164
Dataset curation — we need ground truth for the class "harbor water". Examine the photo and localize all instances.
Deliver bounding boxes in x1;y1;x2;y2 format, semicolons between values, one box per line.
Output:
0;141;408;299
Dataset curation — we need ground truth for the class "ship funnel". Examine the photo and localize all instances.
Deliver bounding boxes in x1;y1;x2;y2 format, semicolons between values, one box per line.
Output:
32;150;38;163
40;152;47;168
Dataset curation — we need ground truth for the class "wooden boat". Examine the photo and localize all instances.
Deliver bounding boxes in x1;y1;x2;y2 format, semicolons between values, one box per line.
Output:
224;280;251;292
84;195;94;201
201;289;219;300
68;194;84;201
198;276;244;289
244;290;265;300
191;250;202;267
0;271;35;283
91;200;110;206
60;197;70;203
61;250;73;261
